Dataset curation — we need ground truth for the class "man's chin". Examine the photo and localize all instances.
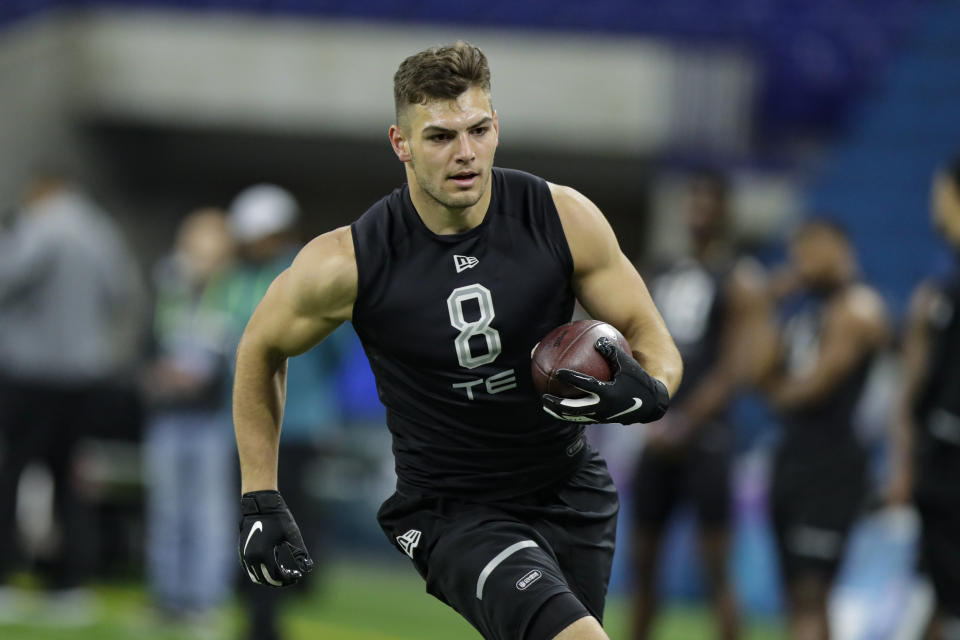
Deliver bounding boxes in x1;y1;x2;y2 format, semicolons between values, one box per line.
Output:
437;188;483;210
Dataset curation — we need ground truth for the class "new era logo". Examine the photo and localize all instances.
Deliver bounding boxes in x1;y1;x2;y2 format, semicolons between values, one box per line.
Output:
454;255;479;273
396;529;422;559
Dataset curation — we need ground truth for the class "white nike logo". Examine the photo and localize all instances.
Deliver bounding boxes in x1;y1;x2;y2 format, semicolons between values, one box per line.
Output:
608;397;643;419
244;520;263;556
261;563;284;586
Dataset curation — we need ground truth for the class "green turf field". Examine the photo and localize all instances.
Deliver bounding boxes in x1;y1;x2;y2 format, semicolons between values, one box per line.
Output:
0;561;784;639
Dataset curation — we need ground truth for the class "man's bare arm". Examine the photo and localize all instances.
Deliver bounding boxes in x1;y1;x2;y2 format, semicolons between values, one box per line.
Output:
550;183;682;396
234;226;357;494
887;283;935;503
768;285;889;410
676;259;770;429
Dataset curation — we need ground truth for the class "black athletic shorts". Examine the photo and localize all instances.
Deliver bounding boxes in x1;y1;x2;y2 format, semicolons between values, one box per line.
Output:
770;440;865;583
916;482;960;617
632;422;732;531
377;447;619;640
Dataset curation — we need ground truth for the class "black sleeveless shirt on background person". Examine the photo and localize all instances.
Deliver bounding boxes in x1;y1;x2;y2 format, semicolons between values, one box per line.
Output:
913;273;960;500
350;168;585;500
649;257;726;409
778;287;873;461
648;257;731;451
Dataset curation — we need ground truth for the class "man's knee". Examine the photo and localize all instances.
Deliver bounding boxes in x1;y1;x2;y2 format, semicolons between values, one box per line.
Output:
526;592;598;640
551;615;609;640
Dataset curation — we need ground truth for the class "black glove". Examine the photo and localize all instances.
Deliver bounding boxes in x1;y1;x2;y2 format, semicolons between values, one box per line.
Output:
542;337;670;425
238;490;314;587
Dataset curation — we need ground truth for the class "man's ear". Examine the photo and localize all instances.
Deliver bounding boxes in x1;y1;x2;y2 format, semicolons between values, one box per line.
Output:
389;125;411;163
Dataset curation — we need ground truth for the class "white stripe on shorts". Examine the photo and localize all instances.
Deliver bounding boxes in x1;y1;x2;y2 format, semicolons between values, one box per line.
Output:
475;540;539;600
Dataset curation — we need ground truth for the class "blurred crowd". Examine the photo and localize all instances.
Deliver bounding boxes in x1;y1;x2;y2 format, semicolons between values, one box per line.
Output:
0;174;361;639
0;155;959;640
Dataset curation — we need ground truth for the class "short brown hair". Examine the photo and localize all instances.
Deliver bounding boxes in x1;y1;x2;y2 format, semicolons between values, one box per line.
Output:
393;41;491;125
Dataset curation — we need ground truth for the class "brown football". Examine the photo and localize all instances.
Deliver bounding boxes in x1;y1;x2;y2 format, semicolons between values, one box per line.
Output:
531;319;632;398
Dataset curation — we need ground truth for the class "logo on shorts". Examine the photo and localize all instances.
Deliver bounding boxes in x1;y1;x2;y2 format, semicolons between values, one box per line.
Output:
396;529;422;559
516;569;542;591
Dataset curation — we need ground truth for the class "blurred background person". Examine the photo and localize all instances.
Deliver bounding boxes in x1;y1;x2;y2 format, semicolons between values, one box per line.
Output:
888;153;960;640
140;208;237;635
0;171;145;623
222;184;349;640
760;221;889;640
631;169;768;640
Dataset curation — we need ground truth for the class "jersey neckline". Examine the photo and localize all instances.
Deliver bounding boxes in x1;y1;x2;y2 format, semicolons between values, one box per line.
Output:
401;169;498;244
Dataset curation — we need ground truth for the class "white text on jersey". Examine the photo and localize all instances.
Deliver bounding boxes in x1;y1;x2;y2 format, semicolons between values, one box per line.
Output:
452;368;518;400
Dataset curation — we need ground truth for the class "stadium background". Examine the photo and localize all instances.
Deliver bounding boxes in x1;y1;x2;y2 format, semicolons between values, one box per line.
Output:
1;0;959;638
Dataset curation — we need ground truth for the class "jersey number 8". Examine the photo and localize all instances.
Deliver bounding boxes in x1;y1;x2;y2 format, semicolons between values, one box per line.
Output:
446;284;501;369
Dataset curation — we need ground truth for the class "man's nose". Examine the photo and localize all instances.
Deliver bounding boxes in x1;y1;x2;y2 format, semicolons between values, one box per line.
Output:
454;132;476;162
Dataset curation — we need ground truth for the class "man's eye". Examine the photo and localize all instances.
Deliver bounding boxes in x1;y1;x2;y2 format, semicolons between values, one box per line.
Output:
431;134;452;141
472;127;488;136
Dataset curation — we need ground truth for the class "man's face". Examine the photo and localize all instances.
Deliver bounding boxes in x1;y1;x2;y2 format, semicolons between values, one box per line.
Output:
790;228;848;290
687;180;726;244
178;210;234;279
392;86;499;211
932;173;960;247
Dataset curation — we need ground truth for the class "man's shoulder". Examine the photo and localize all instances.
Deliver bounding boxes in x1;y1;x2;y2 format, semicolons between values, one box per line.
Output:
493;166;543;183
827;283;889;345
837;283;886;319
493;166;551;200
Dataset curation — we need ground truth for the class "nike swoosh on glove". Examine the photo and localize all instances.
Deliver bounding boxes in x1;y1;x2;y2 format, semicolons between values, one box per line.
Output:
238;490;314;587
542;337;670;425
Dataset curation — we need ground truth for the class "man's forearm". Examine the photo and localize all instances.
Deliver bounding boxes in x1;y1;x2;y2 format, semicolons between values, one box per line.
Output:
234;337;288;494
630;339;682;398
890;407;916;479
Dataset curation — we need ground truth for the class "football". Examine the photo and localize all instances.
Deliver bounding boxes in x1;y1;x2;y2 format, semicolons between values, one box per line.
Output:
531;319;632;398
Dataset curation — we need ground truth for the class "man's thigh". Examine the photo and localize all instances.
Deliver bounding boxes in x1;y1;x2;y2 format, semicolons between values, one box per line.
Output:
529;455;619;622
432;516;582;640
379;494;579;640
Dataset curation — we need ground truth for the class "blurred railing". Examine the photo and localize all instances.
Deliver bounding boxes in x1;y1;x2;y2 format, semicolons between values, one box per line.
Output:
0;0;924;144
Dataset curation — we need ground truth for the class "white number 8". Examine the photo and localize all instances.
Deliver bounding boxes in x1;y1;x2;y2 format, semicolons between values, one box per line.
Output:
446;284;501;369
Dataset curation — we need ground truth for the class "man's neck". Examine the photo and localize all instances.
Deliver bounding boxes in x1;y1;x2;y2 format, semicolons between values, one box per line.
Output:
407;171;492;235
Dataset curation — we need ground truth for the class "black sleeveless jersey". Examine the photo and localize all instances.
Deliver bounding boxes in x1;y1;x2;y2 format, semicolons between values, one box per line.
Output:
913;274;960;494
649;257;727;410
350;168;584;500
778;288;873;456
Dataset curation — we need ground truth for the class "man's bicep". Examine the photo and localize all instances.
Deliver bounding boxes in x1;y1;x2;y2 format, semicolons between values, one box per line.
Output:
723;264;778;383
574;253;662;344
552;183;680;392
814;300;885;384
244;233;357;360
243;226;357;358
552;182;659;336
241;271;339;359
575;253;682;394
